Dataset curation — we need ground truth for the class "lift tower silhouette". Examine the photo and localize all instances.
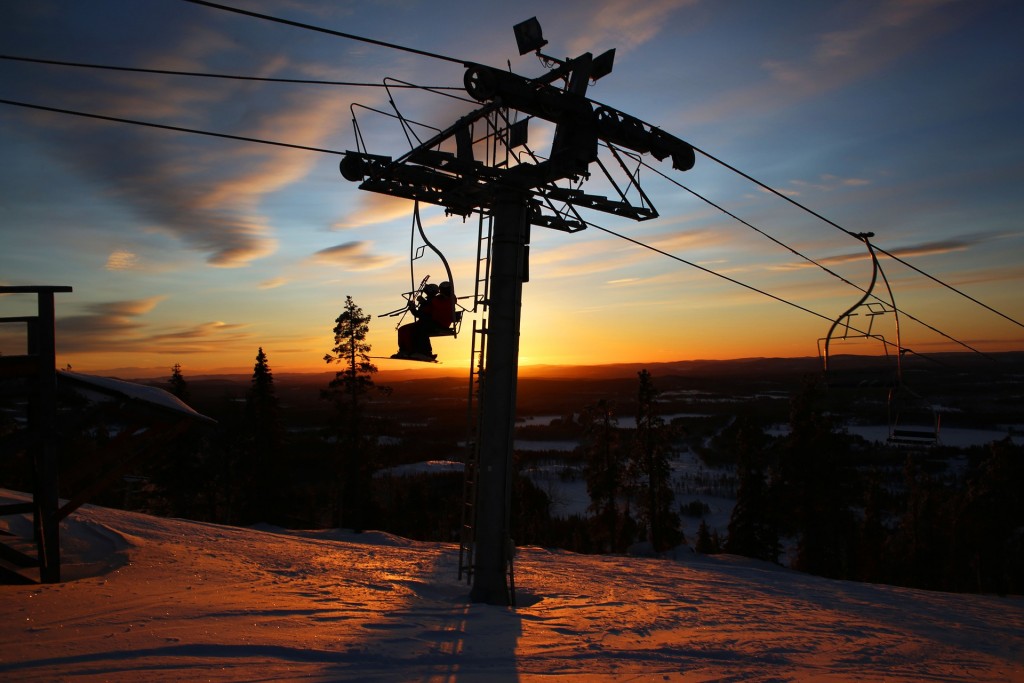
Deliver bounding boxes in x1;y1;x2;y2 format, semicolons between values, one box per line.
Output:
340;18;694;605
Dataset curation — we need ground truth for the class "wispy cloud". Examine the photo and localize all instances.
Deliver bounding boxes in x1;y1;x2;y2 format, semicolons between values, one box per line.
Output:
88;298;165;318
784;174;873;196
947;264;1024;288
12;23;349;269
105;249;140;271
57;297;249;354
764;0;961;97
650;228;732;253
258;277;289;290
886;237;977;260
530;226;730;280
334;193;415;230
814;0;959;62
682;0;965;127
570;0;698;55
310;241;398;270
778;233;994;271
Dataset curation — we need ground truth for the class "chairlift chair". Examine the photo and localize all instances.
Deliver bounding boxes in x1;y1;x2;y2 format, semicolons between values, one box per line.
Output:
887;384;940;447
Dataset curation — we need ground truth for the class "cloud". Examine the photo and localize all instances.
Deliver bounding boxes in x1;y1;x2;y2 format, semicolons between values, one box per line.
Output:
95;88;349;265
88;298;165;318
334;193;415;229
945;264;1024;288
143;321;249;351
311;241;398;270
528;224;731;281
258;277;289;290
56;296;249;354
144;24;242;76
764;0;962;97
569;0;698;55
681;1;966;127
105;249;140;271
814;0;959;62
11;23;351;269
779;233;993;272
784;174;873;195
650;228;731;253
886;237;976;260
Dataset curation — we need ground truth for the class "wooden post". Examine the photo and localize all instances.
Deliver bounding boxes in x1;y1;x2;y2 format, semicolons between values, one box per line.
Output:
33;289;62;583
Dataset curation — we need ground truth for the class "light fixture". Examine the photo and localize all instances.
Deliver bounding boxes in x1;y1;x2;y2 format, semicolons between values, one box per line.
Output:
513;17;547;55
591;48;615;81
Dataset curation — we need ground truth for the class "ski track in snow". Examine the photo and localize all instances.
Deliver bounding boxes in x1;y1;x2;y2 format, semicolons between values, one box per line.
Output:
1;490;1022;682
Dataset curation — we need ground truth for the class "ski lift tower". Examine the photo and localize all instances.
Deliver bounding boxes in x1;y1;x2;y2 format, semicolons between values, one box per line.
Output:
340;18;695;605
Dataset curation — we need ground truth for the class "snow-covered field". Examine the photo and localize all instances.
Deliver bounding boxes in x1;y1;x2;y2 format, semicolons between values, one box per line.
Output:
2;489;1022;682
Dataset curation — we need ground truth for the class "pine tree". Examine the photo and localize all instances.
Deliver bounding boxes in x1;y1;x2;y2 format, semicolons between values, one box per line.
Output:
248;348;278;419
239;347;287;524
770;376;856;578
631;370;681;552
695;519;719;554
146;363;204;518
890;454;952;590
710;528;722;553
168;363;189;401
323;296;389;531
952;438;1024;594
726;413;779;562
579;399;632;552
857;475;889;583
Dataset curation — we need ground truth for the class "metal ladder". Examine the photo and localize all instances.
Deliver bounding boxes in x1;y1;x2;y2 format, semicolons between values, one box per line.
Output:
458;213;493;583
458;318;486;582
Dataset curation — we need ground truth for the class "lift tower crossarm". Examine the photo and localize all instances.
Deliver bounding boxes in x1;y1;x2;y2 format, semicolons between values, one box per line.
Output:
340;51;692;223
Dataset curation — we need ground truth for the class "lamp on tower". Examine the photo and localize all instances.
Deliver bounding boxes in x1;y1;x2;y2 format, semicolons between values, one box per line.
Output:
513;17;548;55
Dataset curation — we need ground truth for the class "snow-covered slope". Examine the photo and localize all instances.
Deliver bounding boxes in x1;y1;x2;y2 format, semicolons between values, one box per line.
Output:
1;489;1021;682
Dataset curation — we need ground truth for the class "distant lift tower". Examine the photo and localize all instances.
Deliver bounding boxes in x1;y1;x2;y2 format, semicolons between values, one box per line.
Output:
340;18;695;605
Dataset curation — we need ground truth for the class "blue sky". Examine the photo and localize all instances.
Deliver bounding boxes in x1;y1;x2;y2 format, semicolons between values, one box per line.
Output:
1;0;1022;376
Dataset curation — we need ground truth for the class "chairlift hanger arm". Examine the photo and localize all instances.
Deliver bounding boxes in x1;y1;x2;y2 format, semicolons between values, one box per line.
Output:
828;235;878;324
412;202;457;296
823;233;880;371
822;233;910;384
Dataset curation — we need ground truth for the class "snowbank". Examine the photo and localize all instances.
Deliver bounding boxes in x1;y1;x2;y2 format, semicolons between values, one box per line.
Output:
1;489;1022;681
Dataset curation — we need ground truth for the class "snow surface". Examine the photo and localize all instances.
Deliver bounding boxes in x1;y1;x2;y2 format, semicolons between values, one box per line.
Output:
1;489;1022;682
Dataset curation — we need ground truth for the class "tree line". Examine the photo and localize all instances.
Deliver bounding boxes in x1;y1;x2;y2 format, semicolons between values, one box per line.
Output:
8;294;1018;596
717;378;1024;595
157;295;391;531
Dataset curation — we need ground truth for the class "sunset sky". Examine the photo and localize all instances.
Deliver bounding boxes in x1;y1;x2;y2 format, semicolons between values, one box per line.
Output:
1;0;1022;378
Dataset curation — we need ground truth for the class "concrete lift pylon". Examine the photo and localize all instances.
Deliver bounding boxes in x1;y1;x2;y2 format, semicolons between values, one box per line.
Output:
340;18;695;605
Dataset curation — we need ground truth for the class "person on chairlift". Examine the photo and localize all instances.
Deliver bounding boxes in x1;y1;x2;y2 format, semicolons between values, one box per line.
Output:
396;283;437;359
395;281;452;360
431;281;455;332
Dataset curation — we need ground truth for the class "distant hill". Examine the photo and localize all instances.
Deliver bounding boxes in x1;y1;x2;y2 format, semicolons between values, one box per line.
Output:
86;351;1024;386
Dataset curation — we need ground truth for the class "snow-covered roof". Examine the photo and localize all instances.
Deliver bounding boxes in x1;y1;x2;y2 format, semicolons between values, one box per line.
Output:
58;371;214;423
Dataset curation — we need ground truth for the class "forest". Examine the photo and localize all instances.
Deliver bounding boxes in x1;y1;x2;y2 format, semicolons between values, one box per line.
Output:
2;299;1022;596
